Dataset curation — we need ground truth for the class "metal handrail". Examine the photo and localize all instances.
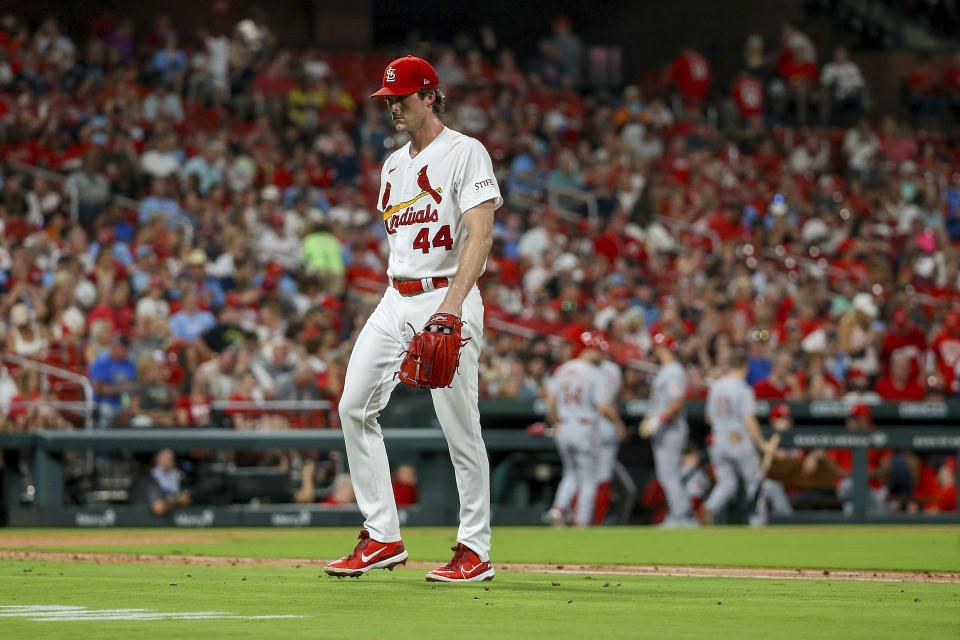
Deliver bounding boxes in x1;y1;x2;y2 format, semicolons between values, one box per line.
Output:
5;159;79;223
5;159;65;183
904;290;960;312
9;401;91;412
760;247;857;282
5;160;195;240
485;316;660;373
210;400;332;410
249;239;306;268
1;353;95;430
506;174;599;223
547;184;599;222
654;215;722;250
486;316;565;345
116;193;195;243
348;276;388;293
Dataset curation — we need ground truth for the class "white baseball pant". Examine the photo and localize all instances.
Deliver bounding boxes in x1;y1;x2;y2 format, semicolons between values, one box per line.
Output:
338;284;491;560
596;418;620;483
653;421;694;523
705;439;762;516
552;421;599;526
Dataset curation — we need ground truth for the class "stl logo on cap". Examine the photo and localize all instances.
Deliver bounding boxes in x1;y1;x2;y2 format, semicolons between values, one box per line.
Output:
385;67;396;82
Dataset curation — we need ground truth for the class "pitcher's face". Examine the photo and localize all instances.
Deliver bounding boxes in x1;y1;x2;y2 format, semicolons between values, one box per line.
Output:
385;92;431;133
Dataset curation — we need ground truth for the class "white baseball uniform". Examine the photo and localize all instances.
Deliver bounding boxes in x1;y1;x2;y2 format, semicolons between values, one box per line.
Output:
596;359;624;483
704;375;762;517
649;360;695;524
339;126;501;560
595;359;635;524
548;358;609;526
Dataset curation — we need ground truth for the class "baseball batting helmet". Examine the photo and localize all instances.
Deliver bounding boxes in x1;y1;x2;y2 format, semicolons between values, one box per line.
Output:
573;331;609;357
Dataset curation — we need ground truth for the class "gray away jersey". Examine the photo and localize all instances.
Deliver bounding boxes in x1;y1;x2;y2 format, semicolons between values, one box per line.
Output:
548;359;607;425
706;375;756;440
649;360;687;426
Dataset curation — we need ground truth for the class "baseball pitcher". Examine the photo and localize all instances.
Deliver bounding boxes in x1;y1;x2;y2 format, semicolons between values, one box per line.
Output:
325;56;501;582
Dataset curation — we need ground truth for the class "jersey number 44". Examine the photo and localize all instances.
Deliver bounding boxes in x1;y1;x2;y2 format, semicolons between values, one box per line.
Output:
412;225;453;254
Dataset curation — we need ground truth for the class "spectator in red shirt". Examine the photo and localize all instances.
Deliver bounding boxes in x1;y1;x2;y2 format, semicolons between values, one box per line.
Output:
9;367;72;431
732;72;764;123
175;375;214;427
669;49;711;106
931;311;960;394
880;308;926;377
927;458;957;513
812;404;892;515
754;351;801;399
87;279;135;337
226;370;268;431
392;464;419;506
912;457;958;513
878;116;918;166
874;351;925;401
776;24;818;125
796;351;845;400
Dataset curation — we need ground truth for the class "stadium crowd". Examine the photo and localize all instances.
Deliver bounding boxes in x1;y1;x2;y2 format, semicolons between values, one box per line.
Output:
0;11;959;444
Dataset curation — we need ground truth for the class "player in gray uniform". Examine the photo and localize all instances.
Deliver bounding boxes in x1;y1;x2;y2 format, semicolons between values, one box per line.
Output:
639;333;697;527
546;332;624;527
593;356;633;524
702;348;772;524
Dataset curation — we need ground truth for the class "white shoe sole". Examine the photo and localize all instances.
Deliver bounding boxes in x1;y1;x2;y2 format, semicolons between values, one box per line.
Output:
325;550;408;577
546;508;566;527
424;567;495;583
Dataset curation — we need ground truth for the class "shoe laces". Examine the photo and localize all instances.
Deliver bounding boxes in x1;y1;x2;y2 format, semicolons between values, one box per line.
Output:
345;529;372;561
442;543;474;570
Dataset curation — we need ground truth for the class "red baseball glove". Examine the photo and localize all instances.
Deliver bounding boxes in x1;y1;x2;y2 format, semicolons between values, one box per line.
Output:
397;313;470;389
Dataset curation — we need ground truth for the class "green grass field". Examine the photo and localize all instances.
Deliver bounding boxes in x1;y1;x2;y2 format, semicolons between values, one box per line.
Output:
1;526;959;639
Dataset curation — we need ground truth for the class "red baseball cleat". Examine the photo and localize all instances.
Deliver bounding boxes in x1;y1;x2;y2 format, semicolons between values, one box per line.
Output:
325;529;408;578
425;543;495;583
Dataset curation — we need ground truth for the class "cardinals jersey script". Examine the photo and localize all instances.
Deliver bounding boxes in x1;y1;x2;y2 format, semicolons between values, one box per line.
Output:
377;127;502;279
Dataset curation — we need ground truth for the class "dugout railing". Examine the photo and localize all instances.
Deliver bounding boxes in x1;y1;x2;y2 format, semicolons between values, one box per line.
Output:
0;398;957;527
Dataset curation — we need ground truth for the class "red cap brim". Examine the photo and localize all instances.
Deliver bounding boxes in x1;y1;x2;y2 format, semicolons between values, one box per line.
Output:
370;86;403;98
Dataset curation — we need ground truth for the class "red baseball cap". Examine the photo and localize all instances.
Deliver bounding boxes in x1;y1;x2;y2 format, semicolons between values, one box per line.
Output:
770;404;792;420
850;404;872;420
847;367;866;381
573;331;609;357
370;56;439;98
652;332;677;351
